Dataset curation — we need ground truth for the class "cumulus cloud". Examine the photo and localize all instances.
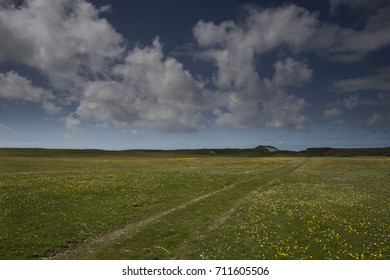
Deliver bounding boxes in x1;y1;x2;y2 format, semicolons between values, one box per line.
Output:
0;0;124;88
365;112;385;126
193;4;318;78
131;129;144;138
317;1;390;62
324;107;342;118
63;114;84;138
343;95;375;109
273;58;312;88
324;93;390;130
191;3;390;130
193;5;313;129
95;122;109;129
194;5;317;54
76;38;211;133
1;1;389;135
0;0;14;7
0;71;60;113
1;3;315;132
332;66;390;92
195;3;390;63
315;26;390;62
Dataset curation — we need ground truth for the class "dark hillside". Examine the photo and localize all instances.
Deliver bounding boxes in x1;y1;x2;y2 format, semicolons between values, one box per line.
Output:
300;147;390;157
0;146;389;157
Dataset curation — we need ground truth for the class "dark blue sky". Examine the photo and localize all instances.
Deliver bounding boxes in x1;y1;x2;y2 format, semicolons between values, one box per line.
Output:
0;0;389;150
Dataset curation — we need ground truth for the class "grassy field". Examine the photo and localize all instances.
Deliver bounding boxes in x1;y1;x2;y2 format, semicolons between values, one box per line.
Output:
0;150;389;259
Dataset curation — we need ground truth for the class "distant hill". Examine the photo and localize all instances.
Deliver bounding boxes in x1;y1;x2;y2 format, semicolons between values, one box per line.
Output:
0;146;389;157
254;145;279;152
299;147;390;157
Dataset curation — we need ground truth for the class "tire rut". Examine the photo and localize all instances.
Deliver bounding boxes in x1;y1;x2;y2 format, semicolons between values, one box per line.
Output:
50;158;308;259
172;158;309;258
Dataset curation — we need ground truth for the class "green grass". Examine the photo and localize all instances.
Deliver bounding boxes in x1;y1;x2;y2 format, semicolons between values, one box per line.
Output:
194;158;389;260
0;151;389;260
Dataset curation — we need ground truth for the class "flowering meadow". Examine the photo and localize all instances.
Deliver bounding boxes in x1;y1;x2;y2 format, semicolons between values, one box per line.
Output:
0;151;388;259
195;158;389;260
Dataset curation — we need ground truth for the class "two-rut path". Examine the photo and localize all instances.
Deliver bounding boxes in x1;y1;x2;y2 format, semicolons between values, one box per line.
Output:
51;158;309;259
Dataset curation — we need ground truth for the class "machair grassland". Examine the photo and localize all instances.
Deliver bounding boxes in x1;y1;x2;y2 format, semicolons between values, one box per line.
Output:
0;151;388;260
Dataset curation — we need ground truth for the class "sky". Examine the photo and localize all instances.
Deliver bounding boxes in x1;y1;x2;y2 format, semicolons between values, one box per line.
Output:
0;0;389;151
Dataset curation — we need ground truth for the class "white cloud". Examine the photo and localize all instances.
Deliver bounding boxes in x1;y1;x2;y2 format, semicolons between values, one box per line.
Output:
318;26;390;62
0;0;14;7
42;101;61;114
95;122;109;129
332;66;390;92
324;107;342;118
1;1;389;135
191;3;390;63
316;2;390;62
365;112;384;126
63;114;84;138
193;4;317;90
273;58;312;88
131;129;144;138
0;0;124;88
0;71;47;102
76;38;211;133
324;93;390;130
0;71;60;113
192;3;390;130
194;4;317;54
343;95;375;109
193;6;312;129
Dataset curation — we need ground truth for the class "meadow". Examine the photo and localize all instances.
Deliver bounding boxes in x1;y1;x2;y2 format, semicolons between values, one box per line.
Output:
0;150;389;259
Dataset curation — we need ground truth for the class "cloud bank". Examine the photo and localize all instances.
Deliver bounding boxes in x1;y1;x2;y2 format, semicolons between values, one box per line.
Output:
76;38;210;132
332;66;390;92
0;0;389;136
0;0;124;90
0;71;59;113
